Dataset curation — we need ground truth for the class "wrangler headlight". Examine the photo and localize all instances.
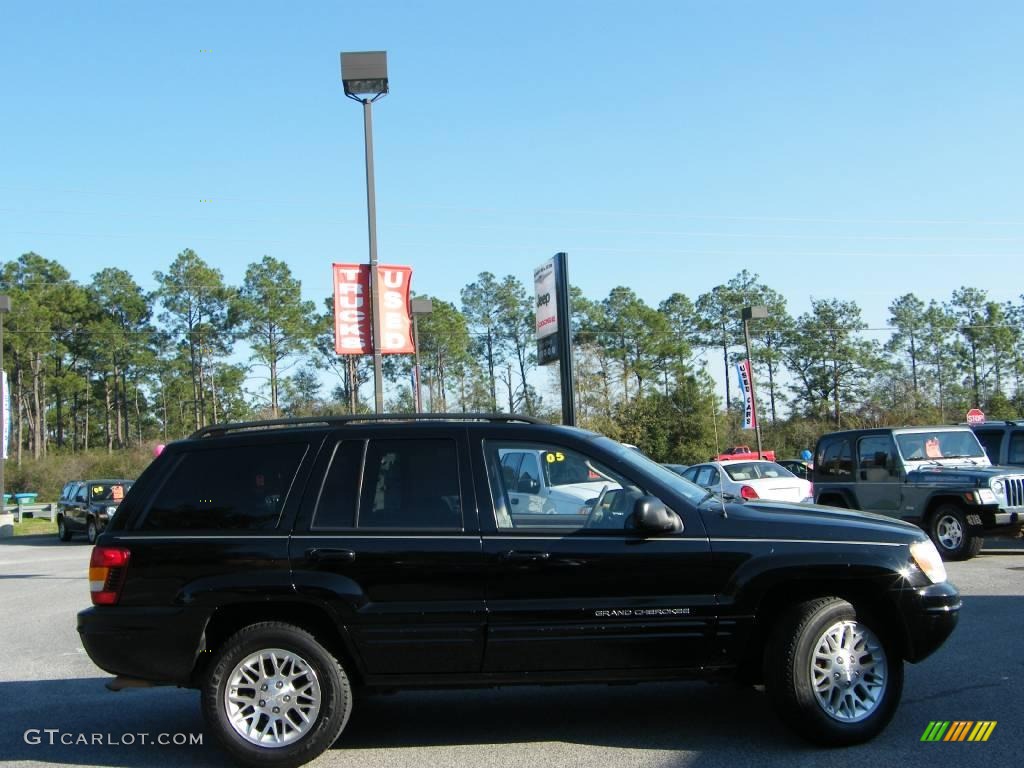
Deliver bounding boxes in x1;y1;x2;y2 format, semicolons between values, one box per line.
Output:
991;479;1004;495
910;539;947;584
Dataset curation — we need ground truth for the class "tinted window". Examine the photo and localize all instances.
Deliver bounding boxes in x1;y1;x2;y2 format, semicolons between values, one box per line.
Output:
974;430;1003;463
312;441;364;529
1009;431;1024;465
817;438;852;477
486;440;658;532
143;443;307;530
358;439;461;529
858;436;895;473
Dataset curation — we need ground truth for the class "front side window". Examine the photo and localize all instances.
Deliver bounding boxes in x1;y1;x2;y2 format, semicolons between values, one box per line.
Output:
143;443;307;530
857;436;896;476
357;439;462;529
485;440;660;532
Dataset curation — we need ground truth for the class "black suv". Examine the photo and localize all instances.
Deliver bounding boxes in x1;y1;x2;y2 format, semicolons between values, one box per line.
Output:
813;426;1024;560
971;420;1024;468
78;415;960;768
56;479;134;543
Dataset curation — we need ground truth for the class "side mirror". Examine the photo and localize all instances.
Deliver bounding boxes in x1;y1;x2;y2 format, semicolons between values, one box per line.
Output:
633;496;683;533
517;476;540;494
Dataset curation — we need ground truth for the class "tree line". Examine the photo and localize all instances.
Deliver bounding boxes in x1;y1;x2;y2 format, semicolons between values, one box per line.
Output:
3;250;1023;466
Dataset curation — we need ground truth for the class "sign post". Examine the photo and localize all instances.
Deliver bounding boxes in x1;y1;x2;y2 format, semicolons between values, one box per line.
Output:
534;253;575;426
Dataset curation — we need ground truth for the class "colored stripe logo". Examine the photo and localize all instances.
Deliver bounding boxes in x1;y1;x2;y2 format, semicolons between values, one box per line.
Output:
921;721;996;742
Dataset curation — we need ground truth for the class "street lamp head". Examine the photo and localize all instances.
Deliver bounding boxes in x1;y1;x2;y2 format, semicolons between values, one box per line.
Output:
340;51;388;98
410;298;433;316
741;305;768;322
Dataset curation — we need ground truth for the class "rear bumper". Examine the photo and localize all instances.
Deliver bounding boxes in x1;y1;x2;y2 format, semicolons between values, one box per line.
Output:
77;606;207;686
894;581;961;663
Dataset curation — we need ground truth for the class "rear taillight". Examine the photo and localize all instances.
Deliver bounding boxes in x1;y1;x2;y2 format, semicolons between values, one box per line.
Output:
90;546;131;605
739;485;759;500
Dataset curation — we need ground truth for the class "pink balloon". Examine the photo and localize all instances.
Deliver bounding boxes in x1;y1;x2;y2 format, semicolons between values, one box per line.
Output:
153;444;166;457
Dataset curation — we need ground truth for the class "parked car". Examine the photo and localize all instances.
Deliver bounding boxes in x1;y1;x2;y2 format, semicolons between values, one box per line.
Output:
777;459;813;480
56;479;134;543
661;463;689;476
680;460;813;503
970;420;1024;467
813;425;1024;560
78;414;959;768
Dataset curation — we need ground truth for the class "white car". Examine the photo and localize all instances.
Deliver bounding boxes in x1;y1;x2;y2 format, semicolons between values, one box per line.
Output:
499;447;619;516
680;460;813;503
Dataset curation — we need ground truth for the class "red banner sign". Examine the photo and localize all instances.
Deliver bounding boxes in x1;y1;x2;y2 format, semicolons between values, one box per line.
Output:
332;264;414;355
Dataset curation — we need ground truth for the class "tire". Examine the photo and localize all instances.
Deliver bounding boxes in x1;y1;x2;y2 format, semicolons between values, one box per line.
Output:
86;519;98;545
929;504;982;561
57;516;73;542
818;496;848;509
764;597;903;746
202;622;352;768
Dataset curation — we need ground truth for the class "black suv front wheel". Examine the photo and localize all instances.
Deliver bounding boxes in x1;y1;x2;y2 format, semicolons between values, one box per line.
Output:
929;504;982;561
765;597;903;745
202;622;352;768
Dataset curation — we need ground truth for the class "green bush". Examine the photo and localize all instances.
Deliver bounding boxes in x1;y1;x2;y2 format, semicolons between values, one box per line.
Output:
4;449;156;501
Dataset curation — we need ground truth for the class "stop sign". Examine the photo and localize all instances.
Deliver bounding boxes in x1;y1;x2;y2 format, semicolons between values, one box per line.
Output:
966;408;985;425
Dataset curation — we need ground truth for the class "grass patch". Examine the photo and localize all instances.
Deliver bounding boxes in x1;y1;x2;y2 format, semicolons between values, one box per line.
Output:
13;517;58;536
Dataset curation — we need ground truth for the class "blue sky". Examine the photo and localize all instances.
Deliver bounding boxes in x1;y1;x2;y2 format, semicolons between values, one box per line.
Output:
3;0;1023;393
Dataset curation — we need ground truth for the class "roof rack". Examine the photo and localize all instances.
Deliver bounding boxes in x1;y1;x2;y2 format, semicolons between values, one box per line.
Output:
189;412;547;439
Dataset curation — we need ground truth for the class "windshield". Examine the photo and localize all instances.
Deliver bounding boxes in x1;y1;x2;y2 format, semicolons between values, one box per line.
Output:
88;482;132;502
895;431;986;460
597;437;710;506
722;462;796;481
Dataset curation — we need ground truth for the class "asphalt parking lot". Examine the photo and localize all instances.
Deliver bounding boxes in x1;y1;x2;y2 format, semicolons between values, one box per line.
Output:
0;535;1020;768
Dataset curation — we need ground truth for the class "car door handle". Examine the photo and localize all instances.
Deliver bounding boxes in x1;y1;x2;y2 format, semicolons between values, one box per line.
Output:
306;548;356;563
499;551;550;562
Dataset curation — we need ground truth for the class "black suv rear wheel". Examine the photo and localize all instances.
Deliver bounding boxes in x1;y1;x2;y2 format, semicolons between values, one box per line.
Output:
202;622;352;768
929;504;982;561
764;597;903;745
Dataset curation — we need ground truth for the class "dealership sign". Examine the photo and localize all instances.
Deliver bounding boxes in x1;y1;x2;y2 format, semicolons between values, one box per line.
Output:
736;359;757;430
535;258;560;365
332;264;414;355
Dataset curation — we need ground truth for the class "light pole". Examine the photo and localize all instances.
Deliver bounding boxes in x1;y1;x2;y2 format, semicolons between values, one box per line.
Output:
410;298;433;412
741;305;768;458
0;295;10;511
341;50;389;413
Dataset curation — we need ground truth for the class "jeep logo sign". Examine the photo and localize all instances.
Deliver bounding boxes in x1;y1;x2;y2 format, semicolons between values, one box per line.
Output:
534;259;558;340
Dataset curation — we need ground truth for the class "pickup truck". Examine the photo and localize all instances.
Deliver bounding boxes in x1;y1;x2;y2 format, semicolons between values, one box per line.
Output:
715;445;776;461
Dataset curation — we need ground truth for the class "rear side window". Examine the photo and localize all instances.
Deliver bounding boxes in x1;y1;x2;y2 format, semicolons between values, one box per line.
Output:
312;441;364;529
816;438;852;478
358;439;462;529
142;443;307;531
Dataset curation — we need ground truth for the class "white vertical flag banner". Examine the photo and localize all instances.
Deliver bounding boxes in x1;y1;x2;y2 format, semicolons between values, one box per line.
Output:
735;360;757;431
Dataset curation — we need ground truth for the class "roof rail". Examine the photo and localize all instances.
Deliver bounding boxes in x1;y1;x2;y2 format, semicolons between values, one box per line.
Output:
189;412;547;439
